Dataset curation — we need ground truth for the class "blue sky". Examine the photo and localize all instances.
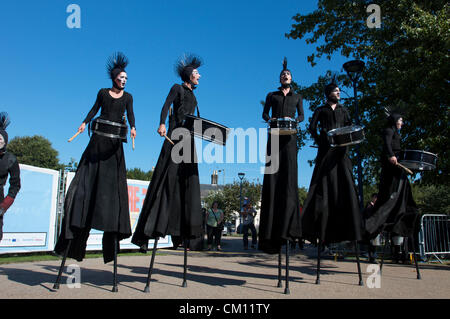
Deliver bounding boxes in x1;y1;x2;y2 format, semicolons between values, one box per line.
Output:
2;0;353;188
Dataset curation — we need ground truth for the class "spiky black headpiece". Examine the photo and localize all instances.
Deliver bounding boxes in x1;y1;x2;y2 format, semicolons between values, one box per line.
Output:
175;54;202;83
0;112;10;151
106;52;129;80
280;57;291;76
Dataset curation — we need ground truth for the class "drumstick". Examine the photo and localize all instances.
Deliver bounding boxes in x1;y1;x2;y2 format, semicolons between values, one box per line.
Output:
68;131;81;142
164;134;175;145
132;137;135;150
397;163;413;175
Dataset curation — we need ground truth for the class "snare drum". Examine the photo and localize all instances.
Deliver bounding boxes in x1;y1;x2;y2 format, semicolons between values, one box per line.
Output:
183;114;230;145
268;118;298;135
90;117;128;140
397;150;437;171
327;125;365;147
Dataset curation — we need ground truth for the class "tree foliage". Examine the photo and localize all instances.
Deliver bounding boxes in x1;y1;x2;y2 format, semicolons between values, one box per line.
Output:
127;167;153;181
8;135;63;170
287;0;449;186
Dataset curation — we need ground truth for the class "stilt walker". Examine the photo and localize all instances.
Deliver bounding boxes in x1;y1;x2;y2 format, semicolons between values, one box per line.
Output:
259;58;304;294
53;52;136;292
301;82;364;286
132;54;204;291
365;113;422;279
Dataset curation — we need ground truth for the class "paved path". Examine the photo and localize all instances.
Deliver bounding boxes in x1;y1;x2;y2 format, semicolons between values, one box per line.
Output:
0;237;449;300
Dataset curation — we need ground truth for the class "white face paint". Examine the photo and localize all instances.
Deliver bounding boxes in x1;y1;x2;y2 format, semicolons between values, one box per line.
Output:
0;135;5;149
190;69;201;85
114;72;128;89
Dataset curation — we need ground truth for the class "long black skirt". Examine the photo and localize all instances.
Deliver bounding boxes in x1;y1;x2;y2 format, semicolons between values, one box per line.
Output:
131;127;203;252
365;161;420;238
258;133;302;254
54;134;131;263
301;145;362;244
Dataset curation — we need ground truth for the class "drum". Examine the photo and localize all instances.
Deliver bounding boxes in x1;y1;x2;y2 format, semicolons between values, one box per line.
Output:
397;150;437;171
90;117;128;140
268;118;297;135
183;114;230;146
327;125;365;147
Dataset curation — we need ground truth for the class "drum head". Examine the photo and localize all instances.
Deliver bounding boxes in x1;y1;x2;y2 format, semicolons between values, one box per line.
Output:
327;125;365;147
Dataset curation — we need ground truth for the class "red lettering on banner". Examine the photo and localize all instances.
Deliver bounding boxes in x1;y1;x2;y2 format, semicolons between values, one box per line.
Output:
128;186;140;212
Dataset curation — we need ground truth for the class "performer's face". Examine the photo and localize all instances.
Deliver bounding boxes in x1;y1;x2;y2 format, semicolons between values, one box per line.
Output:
280;71;292;86
190;69;201;85
0;135;4;149
114;72;128;89
396;117;403;130
329;87;340;101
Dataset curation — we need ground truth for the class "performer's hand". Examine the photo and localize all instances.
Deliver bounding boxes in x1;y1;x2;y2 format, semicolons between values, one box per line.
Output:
157;124;166;137
130;127;137;139
78;122;86;133
389;156;398;165
0;196;14;214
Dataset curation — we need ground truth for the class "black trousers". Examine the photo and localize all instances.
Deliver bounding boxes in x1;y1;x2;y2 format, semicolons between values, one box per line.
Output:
243;223;257;247
206;225;222;247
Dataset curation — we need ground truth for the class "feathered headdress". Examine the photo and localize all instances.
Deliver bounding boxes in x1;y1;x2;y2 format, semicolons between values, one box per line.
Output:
0;112;10;151
106;52;129;80
0;112;10;131
280;57;291;76
175;54;202;83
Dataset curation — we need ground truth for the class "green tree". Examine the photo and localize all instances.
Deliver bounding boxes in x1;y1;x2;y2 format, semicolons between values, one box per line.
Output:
204;180;262;222
127;168;153;181
8;135;63;170
286;0;449;186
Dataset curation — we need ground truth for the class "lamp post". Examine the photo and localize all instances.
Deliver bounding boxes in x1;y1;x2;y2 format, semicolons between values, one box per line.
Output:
238;172;245;227
343;60;365;211
217;169;225;185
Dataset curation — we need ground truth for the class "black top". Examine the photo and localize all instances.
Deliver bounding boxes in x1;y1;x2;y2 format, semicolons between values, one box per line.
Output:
160;84;198;125
309;103;352;146
382;127;401;159
262;88;304;122
0;152;20;198
83;89;135;128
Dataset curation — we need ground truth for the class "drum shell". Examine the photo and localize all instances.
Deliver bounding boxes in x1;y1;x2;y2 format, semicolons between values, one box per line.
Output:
183;115;230;145
268;118;297;135
327;125;365;147
91;118;128;140
397;150;437;171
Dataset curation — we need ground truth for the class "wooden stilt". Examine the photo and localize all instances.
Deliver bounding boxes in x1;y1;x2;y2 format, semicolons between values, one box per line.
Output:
53;240;72;290
144;237;159;293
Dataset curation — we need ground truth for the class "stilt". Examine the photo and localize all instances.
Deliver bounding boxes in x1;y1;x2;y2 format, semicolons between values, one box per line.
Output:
111;234;118;293
410;235;421;280
277;245;282;288
316;240;321;285
182;238;188;287
53;240;72;290
354;241;363;286
380;232;390;274
144;237;159;293
284;240;290;295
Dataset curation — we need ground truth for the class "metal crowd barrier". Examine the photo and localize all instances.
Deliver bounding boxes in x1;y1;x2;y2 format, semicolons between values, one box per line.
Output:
418;214;450;263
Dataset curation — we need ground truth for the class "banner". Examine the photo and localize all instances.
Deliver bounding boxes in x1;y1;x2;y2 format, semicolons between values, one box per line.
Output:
83;178;173;251
0;164;59;254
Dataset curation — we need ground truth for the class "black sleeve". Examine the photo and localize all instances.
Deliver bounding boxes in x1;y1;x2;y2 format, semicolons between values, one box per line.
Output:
295;95;304;123
383;128;395;158
160;84;181;125
83;89;103;123
343;107;352;126
262;93;272;122
7;156;20;198
309;108;320;144
126;94;136;129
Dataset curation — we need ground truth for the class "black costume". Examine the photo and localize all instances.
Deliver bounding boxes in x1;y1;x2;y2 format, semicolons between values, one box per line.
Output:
259;86;304;254
54;54;135;263
301;99;362;244
0;113;21;241
132;60;203;251
365;114;420;238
